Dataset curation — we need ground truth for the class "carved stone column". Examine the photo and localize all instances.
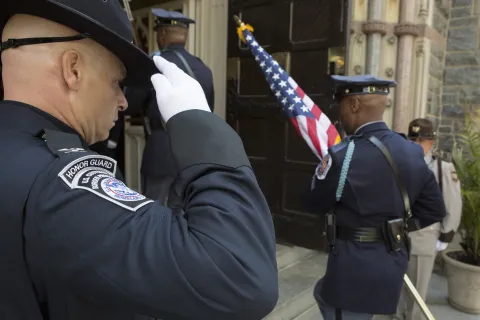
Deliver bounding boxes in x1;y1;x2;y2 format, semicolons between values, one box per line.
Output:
363;0;385;75
193;0;228;120
393;0;419;132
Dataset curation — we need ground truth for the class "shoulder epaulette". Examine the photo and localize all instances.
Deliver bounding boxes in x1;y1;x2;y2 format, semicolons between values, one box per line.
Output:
40;128;86;157
329;140;348;154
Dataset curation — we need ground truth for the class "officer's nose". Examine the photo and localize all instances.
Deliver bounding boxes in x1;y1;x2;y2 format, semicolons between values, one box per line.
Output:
118;92;128;112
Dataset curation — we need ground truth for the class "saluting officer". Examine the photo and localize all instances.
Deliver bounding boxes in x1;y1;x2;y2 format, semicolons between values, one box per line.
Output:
308;75;446;320
0;1;277;319
395;118;463;320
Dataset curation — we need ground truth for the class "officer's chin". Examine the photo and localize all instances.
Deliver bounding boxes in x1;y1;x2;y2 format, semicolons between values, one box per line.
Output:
93;131;110;146
339;126;348;139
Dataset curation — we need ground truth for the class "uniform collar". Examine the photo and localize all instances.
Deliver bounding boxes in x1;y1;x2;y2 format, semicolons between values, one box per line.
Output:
0;100;89;147
354;120;388;135
162;43;186;51
424;149;434;164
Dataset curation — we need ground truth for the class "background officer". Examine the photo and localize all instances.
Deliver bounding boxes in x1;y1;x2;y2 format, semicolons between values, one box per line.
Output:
395;118;463;320
0;1;277;319
151;9;215;109
127;9;215;204
308;75;446;320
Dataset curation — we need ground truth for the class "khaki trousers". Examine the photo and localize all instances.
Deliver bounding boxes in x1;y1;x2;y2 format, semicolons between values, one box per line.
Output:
396;223;440;320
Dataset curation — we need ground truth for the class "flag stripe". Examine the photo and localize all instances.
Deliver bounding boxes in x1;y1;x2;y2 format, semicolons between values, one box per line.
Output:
316;118;330;157
296;86;305;99
327;124;339;146
307;117;322;158
297;116;321;159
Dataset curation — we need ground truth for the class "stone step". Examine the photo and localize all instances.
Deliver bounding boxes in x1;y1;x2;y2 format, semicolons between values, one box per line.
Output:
276;243;315;271
292;303;323;320
265;249;328;320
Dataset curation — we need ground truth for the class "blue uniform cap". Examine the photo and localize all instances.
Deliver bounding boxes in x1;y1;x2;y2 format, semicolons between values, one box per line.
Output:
331;75;396;101
151;8;195;28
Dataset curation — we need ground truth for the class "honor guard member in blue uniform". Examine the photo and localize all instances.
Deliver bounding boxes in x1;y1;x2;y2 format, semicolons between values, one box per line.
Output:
308;75;446;320
0;1;278;319
130;9;215;204
151;9;215;109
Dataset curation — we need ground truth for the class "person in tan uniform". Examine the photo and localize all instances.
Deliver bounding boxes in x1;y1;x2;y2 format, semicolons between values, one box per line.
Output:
395;118;463;320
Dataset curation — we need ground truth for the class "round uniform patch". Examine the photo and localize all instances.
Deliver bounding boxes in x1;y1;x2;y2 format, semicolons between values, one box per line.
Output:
315;154;332;180
101;177;146;202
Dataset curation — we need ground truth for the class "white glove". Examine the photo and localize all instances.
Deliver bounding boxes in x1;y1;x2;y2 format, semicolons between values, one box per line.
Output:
150;55;211;123
436;240;448;251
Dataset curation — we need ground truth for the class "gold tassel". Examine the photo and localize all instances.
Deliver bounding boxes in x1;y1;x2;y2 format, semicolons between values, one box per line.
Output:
237;24;254;44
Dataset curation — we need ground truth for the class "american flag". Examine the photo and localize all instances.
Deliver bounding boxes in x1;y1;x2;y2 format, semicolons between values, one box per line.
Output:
236;21;341;160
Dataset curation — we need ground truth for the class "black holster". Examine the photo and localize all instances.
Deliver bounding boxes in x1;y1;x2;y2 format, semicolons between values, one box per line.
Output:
382;218;408;254
325;211;336;253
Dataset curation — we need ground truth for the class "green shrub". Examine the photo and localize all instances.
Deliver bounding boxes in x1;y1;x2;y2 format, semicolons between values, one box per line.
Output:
451;107;480;266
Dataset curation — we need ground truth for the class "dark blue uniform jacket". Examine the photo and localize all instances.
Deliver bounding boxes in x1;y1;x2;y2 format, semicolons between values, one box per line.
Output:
159;44;215;110
309;121;446;315
0;100;278;320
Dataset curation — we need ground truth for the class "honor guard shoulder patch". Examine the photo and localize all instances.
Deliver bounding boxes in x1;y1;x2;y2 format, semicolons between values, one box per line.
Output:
58;154;153;211
315;154;332;180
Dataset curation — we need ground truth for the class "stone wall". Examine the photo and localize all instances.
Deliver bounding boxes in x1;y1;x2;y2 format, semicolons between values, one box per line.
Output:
427;1;450;132
441;0;480;156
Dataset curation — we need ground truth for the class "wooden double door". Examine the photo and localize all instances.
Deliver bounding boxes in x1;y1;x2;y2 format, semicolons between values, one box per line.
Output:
226;0;348;250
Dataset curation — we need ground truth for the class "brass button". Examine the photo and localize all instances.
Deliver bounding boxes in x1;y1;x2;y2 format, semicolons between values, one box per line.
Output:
397;235;401;240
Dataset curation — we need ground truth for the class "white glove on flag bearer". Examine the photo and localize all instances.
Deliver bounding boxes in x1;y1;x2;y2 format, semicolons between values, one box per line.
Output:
150;55;211;123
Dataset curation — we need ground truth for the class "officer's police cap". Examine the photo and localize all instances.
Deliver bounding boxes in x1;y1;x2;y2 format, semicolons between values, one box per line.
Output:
407;118;436;139
0;0;156;88
152;9;196;29
331;75;396;101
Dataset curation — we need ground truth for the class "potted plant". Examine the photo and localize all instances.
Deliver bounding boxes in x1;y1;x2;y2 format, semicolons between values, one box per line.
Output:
442;107;480;314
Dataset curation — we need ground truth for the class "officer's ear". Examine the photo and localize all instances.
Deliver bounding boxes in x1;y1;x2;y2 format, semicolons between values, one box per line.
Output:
61;50;82;91
350;96;360;113
157;27;166;39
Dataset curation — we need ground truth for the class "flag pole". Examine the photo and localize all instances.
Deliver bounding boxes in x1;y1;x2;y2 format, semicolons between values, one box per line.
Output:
403;274;436;320
233;15;242;26
123;0;139;45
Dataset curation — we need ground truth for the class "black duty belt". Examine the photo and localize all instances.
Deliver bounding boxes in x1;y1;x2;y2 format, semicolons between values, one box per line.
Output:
406;218;422;232
337;226;383;242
